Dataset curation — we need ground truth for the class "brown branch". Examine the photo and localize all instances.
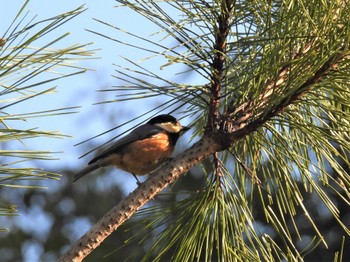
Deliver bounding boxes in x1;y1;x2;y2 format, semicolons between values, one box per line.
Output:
58;42;347;260
206;0;235;187
213;152;223;177
206;0;235;132
58;136;222;262
58;3;350;261
222;41;349;134
58;111;263;262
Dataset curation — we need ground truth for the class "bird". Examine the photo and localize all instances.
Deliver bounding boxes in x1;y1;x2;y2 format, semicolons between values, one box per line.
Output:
73;114;190;184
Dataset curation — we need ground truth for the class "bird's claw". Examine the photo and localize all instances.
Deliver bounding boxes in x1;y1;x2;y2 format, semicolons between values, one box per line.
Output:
132;173;142;186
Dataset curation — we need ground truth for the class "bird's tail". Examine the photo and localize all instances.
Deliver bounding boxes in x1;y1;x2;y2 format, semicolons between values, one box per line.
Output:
73;162;101;183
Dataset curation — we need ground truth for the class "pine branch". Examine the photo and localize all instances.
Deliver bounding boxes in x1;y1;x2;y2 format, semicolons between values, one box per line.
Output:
60;1;350;260
222;40;349;138
58;137;220;261
206;0;235;132
0;3;93;231
59;41;349;261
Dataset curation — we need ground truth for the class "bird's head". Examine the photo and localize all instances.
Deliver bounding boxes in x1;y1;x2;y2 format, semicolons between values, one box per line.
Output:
148;114;190;135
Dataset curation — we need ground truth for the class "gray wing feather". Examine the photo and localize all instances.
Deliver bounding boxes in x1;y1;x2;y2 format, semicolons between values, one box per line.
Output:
88;124;161;164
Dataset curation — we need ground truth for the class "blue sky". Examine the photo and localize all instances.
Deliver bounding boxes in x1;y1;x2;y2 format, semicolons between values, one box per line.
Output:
1;1;190;172
1;2;193;259
0;1;197;197
1;1;122;165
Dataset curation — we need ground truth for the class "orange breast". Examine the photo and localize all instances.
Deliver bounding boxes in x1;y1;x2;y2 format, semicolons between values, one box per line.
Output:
109;132;174;175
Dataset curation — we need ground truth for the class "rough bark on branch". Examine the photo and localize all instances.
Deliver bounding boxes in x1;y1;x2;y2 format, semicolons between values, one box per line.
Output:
58;136;221;262
58;3;349;260
59;46;348;262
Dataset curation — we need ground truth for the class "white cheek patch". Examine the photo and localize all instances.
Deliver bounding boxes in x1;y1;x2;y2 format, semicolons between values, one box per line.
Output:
156;122;182;133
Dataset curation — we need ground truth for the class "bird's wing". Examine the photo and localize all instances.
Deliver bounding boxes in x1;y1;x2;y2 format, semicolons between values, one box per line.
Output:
88;124;162;164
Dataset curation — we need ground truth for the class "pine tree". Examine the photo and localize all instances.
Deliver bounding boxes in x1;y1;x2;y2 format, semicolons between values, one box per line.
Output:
60;1;350;261
0;2;91;232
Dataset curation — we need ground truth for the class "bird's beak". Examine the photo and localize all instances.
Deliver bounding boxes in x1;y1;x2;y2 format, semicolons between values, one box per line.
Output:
181;126;190;133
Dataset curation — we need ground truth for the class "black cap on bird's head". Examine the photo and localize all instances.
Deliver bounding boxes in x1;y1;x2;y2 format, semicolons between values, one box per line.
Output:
147;114;177;125
148;114;190;134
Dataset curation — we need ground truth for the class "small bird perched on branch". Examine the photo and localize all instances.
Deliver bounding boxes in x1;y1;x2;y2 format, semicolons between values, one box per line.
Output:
74;114;189;184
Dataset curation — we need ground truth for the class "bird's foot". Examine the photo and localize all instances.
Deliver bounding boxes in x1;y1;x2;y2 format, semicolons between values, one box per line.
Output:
132;173;142;186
